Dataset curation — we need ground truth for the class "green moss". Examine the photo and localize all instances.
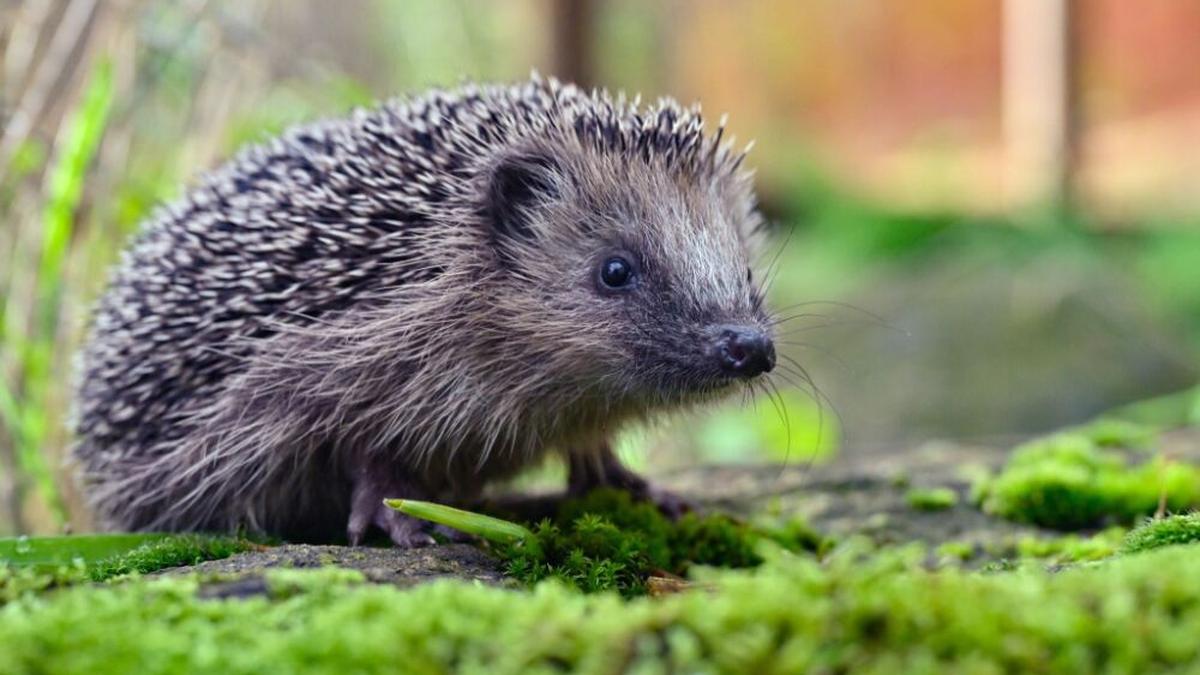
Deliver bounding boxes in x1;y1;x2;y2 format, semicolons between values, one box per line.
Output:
0;562;88;605
7;544;1200;672
934;540;975;562
975;423;1200;530
1012;527;1125;564
87;534;251;581
936;528;1123;568
905;487;957;511
1122;513;1200;554
754;516;833;557
499;489;825;596
0;534;250;606
1080;417;1157;449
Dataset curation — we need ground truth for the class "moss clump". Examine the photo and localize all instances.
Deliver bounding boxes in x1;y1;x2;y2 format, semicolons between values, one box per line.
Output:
1080;417;1157;449
1122;513;1200;554
1;534;251;604
934;540;975;563
0;563;88;606
1012;527;1125;564
500;489;825;595
87;534;251;581
6;544;1200;672
975;423;1200;530
905;487;957;511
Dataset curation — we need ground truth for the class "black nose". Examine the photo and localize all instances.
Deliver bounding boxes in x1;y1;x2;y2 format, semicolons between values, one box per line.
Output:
713;326;775;378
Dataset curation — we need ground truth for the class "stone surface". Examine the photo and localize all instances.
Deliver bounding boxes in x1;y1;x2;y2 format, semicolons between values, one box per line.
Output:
166;543;508;590
661;439;1021;548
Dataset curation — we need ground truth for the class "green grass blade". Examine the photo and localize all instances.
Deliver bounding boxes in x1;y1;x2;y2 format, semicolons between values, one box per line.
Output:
38;58;114;307
384;499;532;544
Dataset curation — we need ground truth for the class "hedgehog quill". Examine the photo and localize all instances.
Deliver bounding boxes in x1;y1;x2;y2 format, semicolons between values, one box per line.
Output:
73;77;776;547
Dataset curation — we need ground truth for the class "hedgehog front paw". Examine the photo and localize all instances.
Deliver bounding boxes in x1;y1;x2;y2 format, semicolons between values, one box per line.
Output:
567;444;695;519
632;482;693;520
347;471;438;547
603;470;694;520
347;501;437;548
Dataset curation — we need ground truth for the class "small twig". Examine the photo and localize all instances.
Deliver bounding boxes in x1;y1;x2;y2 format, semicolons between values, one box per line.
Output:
645;571;715;596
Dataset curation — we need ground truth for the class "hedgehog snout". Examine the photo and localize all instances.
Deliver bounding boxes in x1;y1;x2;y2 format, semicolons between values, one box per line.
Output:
708;325;775;378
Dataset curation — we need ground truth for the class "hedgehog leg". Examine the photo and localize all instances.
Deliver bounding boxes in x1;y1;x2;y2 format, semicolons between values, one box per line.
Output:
566;442;693;518
347;466;436;548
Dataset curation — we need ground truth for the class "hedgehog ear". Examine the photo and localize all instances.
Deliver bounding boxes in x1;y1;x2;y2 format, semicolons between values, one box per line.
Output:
486;152;562;242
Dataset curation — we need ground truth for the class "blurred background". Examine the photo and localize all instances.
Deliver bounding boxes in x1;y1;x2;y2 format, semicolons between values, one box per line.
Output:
2;0;1199;535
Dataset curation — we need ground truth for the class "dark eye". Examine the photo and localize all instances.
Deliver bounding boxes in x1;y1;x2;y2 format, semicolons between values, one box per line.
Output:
599;256;635;290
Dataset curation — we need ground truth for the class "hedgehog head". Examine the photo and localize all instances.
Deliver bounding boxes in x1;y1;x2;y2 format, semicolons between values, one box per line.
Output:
475;117;773;416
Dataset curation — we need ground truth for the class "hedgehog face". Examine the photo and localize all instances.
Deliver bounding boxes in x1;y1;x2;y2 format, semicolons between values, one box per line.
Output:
482;143;774;409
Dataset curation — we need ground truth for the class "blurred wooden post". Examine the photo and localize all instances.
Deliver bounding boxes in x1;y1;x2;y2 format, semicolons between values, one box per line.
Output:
1003;0;1081;212
550;0;596;89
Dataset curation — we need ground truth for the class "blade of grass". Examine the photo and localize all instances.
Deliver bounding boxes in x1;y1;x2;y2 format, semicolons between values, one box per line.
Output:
384;499;533;544
38;58;114;323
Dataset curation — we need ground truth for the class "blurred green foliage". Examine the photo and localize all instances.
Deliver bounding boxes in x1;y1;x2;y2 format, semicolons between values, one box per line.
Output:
691;387;839;464
974;419;1200;529
221;77;376;153
1012;526;1127;564
905;487;958;512
771;157;1200;356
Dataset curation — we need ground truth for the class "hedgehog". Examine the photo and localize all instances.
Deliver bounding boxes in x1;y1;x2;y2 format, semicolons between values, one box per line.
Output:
72;76;777;546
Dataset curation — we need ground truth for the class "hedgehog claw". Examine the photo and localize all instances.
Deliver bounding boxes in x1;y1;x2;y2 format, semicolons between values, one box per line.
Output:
638;484;693;519
348;497;438;548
